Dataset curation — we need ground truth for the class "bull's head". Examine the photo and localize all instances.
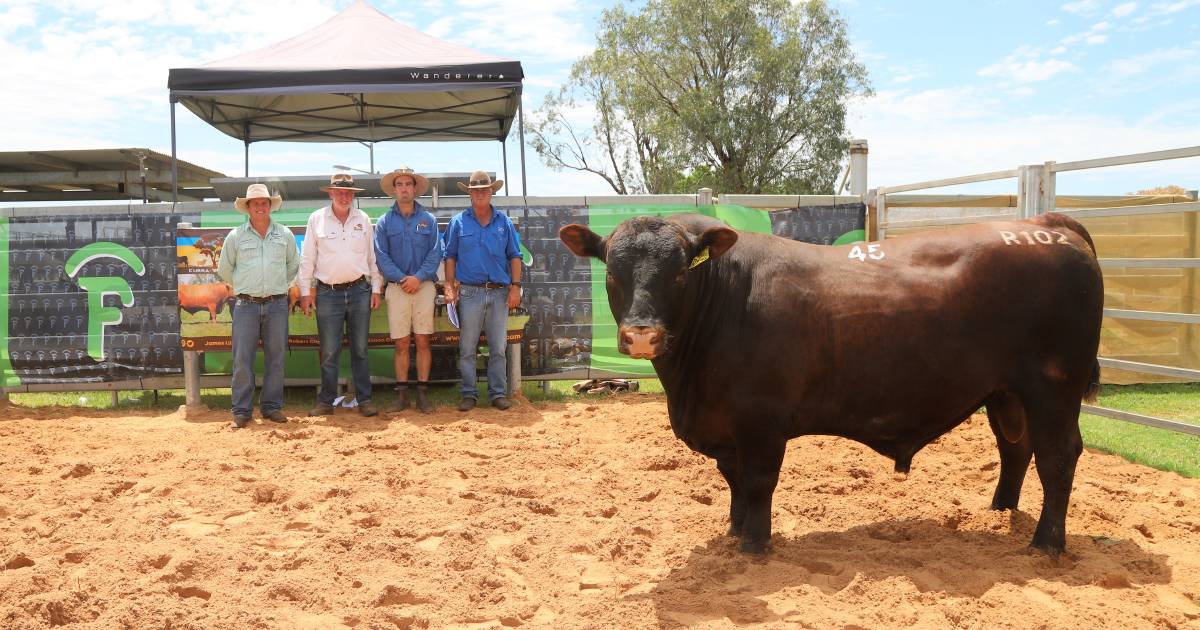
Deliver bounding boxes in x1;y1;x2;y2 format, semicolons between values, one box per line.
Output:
559;215;737;360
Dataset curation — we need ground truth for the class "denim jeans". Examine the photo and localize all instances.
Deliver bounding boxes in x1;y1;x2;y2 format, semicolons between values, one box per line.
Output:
457;285;509;400
231;296;289;417
315;281;373;405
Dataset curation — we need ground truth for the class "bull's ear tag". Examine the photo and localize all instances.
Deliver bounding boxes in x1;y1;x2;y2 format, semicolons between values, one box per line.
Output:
689;247;710;270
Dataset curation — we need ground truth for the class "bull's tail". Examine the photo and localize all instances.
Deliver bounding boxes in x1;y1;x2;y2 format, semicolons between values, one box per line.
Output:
1036;213;1102;403
1084;358;1101;404
1033;212;1097;255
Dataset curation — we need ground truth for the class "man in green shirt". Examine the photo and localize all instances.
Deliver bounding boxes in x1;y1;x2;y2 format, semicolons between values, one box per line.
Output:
216;184;300;429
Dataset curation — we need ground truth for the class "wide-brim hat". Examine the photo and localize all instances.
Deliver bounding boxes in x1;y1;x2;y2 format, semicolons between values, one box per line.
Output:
319;173;366;193
234;183;283;213
381;166;429;197
456;170;503;193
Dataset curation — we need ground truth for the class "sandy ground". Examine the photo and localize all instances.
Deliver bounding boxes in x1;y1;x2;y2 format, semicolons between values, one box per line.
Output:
1;394;1198;629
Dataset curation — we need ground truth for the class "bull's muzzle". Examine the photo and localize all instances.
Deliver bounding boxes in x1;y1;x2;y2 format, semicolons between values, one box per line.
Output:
618;325;665;360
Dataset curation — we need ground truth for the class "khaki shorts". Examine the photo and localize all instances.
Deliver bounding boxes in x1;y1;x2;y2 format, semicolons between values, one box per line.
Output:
385;281;436;338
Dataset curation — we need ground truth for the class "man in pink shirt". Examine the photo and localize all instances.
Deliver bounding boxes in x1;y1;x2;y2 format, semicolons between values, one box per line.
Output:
298;173;384;417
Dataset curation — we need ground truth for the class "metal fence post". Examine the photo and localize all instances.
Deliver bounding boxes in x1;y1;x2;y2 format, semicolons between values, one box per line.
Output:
184;350;201;408
849;139;869;196
508;342;521;397
1018;163;1054;218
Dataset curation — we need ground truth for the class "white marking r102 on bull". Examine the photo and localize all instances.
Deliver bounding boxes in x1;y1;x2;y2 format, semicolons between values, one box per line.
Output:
848;243;885;262
999;230;1070;246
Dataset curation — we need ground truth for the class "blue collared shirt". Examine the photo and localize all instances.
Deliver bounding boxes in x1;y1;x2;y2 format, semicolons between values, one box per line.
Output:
373;201;443;283
444;206;521;285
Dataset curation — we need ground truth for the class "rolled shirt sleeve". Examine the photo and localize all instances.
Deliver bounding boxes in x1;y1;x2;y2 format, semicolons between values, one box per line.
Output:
373;213;404;283
416;220;444;282
215;227;238;285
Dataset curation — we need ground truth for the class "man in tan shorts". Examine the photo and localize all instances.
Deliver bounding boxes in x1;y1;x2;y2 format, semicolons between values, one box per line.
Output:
373;166;442;413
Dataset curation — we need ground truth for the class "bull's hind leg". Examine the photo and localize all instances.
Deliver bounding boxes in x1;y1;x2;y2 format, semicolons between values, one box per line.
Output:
715;454;746;537
735;439;787;554
1023;392;1085;555
985;392;1033;510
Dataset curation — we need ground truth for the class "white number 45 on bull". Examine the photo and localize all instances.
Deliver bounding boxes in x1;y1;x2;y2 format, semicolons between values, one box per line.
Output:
848;243;885;262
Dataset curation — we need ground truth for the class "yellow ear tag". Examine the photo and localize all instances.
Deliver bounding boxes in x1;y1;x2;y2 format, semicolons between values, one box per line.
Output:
688;247;710;270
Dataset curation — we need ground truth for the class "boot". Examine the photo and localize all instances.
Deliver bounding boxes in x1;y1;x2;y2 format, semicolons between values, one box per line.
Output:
390;386;409;412
416;383;434;413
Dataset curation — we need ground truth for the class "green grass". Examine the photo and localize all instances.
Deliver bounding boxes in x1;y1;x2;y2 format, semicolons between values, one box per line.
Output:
6;378;665;411
1081;382;1200;478
7;380;1195;478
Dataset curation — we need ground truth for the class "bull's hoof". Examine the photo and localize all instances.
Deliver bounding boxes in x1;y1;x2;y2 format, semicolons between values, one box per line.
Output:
738;538;769;555
726;524;742;537
989;499;1018;511
1030;533;1065;556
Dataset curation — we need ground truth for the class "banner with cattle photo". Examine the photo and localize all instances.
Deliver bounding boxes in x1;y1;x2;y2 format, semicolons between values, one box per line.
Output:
175;223;530;382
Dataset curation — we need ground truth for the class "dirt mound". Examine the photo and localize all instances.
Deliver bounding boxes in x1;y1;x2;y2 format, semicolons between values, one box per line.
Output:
1;396;1197;628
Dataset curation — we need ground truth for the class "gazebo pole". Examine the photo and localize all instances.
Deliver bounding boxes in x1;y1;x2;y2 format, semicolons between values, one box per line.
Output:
169;97;178;204
243;122;251;177
501;139;509;190
518;94;527;196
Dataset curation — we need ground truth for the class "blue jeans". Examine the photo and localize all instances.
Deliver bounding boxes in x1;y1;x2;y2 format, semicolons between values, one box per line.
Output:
316;281;373;405
457;285;509;400
231;296;289;417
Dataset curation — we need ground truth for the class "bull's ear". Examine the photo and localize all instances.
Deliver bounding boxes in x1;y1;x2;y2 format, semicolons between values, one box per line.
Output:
559;224;606;261
699;226;737;258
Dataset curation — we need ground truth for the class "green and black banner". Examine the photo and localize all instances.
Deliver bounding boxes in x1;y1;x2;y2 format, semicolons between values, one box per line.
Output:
0;202;863;386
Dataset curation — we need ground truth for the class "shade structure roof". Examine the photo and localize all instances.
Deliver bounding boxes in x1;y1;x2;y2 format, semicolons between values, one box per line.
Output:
167;0;524;144
0;148;224;204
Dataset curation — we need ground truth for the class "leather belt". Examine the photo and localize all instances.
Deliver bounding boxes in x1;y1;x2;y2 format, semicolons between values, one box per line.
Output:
237;293;286;303
463;282;509;289
318;276;366;290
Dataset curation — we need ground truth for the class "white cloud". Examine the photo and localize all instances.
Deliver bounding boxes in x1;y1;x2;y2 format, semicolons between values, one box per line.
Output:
1086;33;1109;43
1105;45;1199;76
978;55;1077;83
1151;0;1200;14
1112;2;1139;16
848;86;1200;195
1046;18;1061;25
1061;0;1101;13
438;0;593;63
891;75;915;84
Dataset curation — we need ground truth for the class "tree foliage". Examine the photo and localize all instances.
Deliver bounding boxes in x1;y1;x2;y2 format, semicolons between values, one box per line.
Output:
529;0;871;195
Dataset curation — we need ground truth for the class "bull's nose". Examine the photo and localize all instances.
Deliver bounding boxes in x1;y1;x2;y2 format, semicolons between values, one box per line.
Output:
619;326;662;359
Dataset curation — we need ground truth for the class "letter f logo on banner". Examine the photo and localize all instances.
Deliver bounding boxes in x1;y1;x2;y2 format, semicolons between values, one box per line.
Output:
65;243;146;361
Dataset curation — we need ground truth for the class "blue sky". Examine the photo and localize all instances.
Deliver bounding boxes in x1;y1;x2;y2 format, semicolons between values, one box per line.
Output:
0;0;1196;198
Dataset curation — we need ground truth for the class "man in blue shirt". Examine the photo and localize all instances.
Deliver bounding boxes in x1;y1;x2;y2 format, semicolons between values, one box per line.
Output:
374;166;443;413
443;171;522;411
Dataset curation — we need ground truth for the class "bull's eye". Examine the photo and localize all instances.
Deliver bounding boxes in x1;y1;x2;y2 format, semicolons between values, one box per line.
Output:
606;270;615;284
675;271;687;284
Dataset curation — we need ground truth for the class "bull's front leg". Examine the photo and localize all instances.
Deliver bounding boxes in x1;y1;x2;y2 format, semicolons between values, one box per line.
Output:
736;439;787;554
715;454;745;537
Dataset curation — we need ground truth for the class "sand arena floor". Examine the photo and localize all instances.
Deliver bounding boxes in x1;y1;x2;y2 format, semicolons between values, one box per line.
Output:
1;394;1198;629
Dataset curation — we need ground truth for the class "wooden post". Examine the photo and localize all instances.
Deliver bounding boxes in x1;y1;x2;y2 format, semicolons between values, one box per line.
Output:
698;188;713;205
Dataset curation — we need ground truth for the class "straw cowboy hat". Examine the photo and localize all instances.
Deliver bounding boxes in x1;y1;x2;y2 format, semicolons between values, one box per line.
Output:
456;170;503;193
318;172;366;193
233;183;283;213
381;166;429;197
